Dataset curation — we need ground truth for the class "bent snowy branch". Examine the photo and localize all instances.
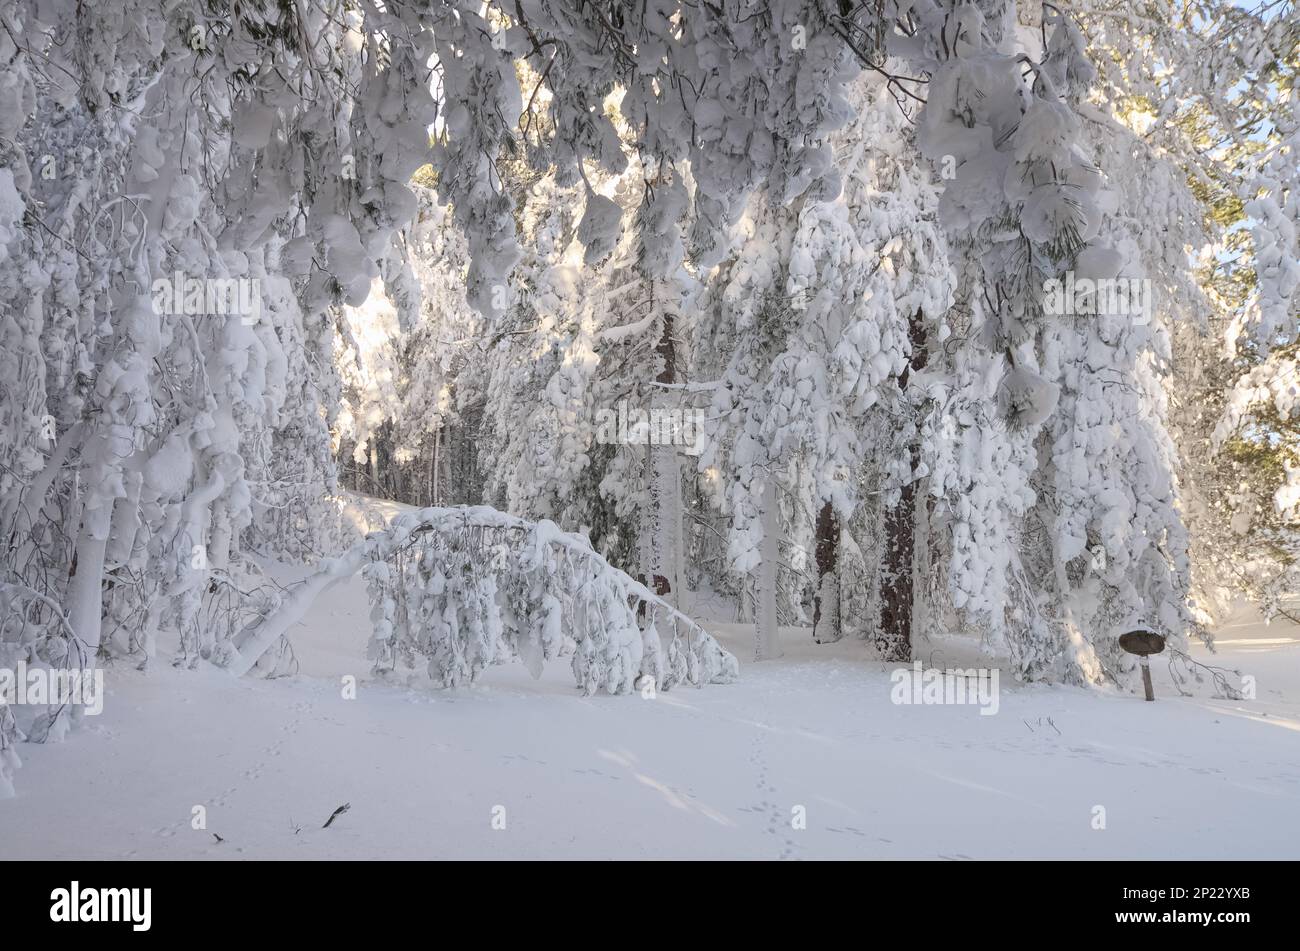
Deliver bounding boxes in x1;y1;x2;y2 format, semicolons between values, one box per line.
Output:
225;506;738;693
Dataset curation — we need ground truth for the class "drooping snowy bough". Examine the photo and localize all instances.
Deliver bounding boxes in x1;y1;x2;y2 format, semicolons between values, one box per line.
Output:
226;507;738;695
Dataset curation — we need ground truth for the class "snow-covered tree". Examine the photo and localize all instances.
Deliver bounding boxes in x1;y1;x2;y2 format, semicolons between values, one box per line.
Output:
4;0;1298;806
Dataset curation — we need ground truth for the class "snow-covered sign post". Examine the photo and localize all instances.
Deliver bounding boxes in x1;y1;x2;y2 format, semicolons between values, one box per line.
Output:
1118;629;1167;702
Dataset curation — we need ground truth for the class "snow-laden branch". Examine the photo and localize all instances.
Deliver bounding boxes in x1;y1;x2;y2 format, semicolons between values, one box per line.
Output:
225;506;738;694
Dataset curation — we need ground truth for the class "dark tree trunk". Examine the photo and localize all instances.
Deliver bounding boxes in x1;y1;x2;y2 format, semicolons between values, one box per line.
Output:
878;472;916;662
812;501;841;643
656;312;676;385
877;310;928;663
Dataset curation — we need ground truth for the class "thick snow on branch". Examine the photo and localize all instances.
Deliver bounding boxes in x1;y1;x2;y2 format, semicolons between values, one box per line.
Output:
228;506;738;694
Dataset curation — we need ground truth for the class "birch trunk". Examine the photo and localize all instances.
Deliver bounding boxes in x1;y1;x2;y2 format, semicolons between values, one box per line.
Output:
812;501;841;643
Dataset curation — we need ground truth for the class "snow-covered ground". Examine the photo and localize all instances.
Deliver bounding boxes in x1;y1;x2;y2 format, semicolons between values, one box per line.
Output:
3;500;1298;859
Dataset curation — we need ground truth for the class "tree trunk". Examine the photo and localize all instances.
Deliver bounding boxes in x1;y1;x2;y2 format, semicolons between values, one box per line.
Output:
642;305;681;607
66;73;181;664
877;310;927;663
812;501;841;643
66;503;113;662
878;475;916;662
431;425;441;506
755;475;782;660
